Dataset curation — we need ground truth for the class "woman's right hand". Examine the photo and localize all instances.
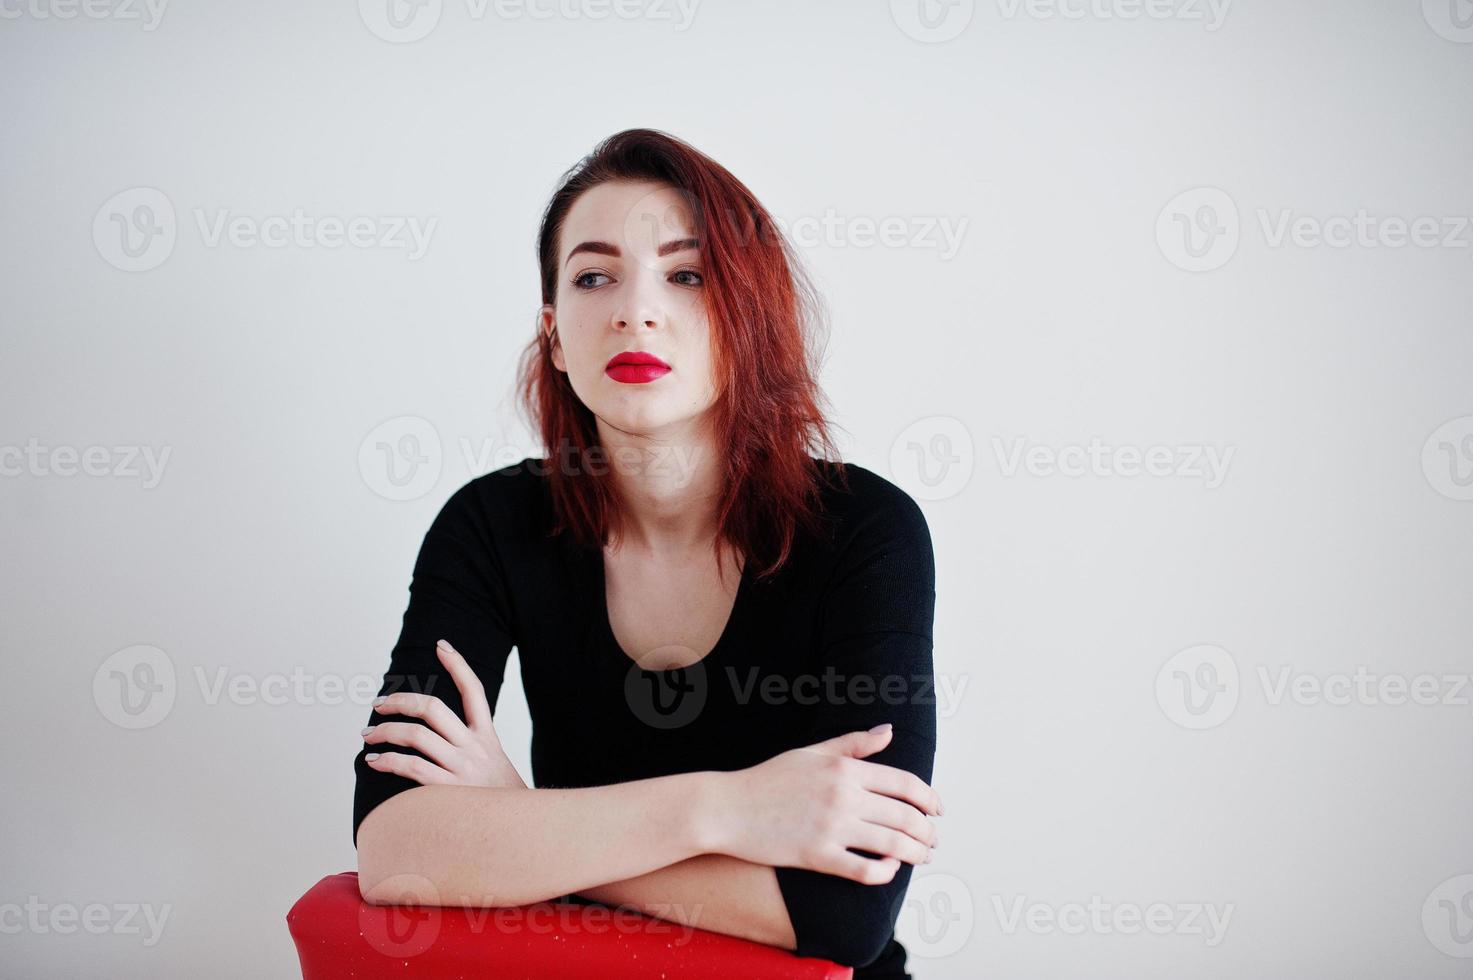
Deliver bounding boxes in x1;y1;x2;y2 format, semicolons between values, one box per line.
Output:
705;724;943;885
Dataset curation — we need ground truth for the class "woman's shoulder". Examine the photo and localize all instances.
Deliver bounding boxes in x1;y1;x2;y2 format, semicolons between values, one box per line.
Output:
809;456;930;538
431;455;552;543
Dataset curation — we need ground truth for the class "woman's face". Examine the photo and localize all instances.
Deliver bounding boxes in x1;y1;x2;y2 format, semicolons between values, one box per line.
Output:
541;179;718;447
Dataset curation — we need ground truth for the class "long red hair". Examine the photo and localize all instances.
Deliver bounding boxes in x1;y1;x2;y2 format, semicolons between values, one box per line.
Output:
515;129;850;582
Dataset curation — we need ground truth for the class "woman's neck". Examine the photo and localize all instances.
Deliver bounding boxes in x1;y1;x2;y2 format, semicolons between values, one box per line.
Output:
595;428;726;559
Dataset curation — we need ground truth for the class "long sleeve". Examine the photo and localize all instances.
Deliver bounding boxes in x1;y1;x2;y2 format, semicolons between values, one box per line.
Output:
773;480;938;969
351;478;519;847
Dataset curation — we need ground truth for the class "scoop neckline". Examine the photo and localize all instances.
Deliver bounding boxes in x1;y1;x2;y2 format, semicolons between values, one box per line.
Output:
595;546;751;674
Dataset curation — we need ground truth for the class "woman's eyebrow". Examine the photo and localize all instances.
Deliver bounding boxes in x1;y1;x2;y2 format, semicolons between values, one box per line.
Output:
564;237;700;267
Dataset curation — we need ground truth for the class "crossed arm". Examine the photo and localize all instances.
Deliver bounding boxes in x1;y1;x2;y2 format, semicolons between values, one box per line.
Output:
354;640;935;962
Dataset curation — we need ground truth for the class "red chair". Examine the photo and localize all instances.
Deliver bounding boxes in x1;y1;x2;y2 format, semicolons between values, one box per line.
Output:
287;872;853;979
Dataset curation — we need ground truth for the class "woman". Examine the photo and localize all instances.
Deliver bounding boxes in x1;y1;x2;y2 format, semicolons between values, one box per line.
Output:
352;128;942;978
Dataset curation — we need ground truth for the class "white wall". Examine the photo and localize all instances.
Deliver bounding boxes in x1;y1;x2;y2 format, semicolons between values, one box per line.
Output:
2;0;1471;976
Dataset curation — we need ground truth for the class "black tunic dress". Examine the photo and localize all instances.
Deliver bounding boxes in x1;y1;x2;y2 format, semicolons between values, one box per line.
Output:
353;455;937;977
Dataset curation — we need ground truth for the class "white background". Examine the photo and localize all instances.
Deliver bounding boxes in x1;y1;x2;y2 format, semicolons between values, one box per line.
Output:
2;0;1471;977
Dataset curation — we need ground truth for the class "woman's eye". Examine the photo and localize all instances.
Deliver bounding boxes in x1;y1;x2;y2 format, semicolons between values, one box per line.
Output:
572;271;611;289
672;269;704;287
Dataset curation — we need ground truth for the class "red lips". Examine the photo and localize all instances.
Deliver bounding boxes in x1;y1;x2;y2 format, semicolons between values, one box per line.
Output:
605;350;671;384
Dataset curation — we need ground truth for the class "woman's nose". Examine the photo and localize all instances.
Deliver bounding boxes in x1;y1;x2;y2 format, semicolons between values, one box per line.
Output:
612;282;661;330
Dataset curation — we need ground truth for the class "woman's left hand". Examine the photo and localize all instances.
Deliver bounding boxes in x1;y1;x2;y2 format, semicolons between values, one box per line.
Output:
361;638;527;789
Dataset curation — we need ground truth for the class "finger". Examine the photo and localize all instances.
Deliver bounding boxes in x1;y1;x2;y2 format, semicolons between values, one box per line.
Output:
855;760;943;816
857;793;939;849
373;692;472;747
810;726;892;758
813;845;901;886
845;819;931;867
436;639;493;732
363;750;455;786
363;722;459;771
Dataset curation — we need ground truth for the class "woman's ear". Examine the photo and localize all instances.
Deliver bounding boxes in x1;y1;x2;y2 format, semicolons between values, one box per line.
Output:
538;305;565;372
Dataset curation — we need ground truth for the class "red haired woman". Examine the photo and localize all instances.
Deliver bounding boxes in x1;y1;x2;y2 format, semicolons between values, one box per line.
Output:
353;129;942;979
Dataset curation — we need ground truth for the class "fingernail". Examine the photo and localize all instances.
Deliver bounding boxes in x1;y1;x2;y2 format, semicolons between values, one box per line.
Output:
436;639;451;653
364;753;380;761
360;727;374;737
868;723;892;735
371;696;386;707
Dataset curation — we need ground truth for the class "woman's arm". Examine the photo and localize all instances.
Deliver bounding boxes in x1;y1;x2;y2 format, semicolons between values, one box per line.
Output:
575;854;798;951
357;769;729;908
